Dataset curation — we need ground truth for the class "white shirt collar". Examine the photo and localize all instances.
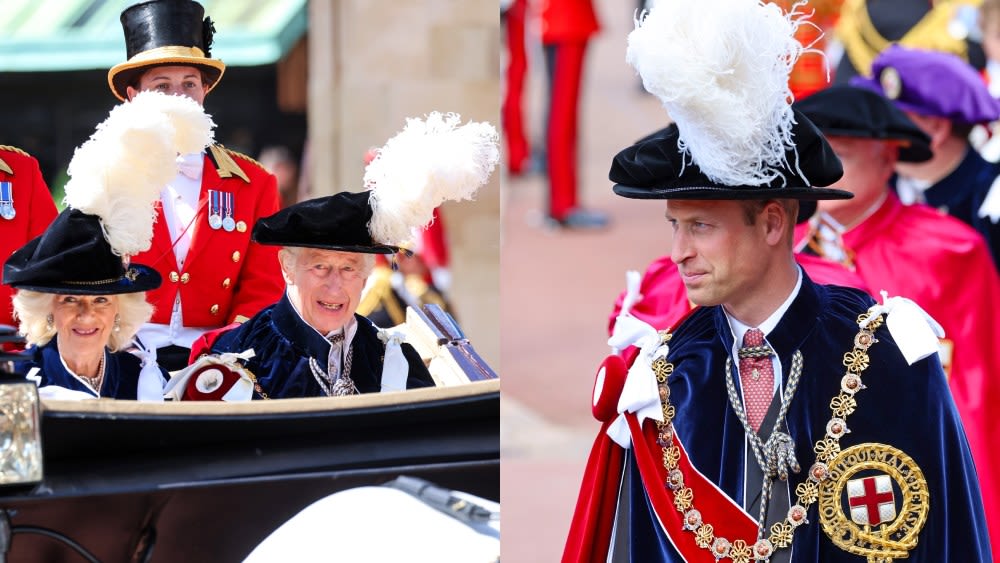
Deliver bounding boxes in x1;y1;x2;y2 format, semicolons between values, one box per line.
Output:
726;266;802;345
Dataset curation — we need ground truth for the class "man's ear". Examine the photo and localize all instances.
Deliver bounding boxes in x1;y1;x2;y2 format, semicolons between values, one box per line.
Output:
763;201;787;246
926;116;953;150
125;86;138;101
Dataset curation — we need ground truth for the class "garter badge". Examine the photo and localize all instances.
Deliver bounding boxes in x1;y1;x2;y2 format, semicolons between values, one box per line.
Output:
818;443;929;562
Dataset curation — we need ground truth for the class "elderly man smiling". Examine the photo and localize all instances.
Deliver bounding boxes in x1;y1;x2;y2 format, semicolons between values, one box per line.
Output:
198;193;435;398
191;113;499;399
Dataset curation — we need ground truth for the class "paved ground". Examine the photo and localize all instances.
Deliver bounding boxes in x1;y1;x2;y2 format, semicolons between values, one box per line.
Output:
500;2;673;561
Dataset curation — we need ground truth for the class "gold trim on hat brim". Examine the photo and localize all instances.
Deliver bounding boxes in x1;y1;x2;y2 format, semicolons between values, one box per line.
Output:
108;46;226;101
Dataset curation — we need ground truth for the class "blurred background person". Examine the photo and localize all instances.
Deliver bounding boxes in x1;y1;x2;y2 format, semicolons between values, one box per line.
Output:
258;145;302;209
0;145;57;337
852;45;1000;269
502;0;531;176
358;245;453;329
540;0;608;229
834;0;986;83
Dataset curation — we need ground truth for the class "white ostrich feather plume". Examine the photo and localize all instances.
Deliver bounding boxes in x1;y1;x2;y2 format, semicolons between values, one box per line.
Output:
365;112;499;247
64;91;215;257
627;0;814;186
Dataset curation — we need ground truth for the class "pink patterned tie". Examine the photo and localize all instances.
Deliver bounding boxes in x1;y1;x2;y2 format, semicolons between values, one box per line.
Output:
739;328;775;432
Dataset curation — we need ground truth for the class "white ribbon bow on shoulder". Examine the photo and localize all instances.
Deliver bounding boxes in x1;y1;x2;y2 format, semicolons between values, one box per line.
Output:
605;271;667;448
862;290;945;366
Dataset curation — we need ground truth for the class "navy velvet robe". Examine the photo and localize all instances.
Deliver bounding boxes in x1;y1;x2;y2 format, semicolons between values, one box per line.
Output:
626;275;991;561
18;338;154;399
209;294;434;398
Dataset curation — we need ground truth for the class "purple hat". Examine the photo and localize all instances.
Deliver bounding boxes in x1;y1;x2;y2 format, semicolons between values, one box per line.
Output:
850;45;1000;126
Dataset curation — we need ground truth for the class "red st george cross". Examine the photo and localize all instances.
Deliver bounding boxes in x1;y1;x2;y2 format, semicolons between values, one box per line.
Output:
847;475;896;526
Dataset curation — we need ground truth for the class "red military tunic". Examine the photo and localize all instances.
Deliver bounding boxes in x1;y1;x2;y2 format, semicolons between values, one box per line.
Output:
130;145;283;328
0;146;58;328
794;193;1000;544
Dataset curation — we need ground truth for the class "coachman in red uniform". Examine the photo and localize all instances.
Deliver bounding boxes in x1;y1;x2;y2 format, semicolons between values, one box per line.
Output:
106;0;283;369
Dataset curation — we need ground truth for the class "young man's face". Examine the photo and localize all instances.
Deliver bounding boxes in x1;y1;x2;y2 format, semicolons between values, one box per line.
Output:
665;199;774;313
126;65;208;105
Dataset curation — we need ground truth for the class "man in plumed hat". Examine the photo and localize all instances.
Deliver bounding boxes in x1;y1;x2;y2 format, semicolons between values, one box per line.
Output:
107;0;284;371
184;112;499;399
850;45;1000;269
193;192;436;398
0;145;57;333
793;83;1000;561
564;1;990;561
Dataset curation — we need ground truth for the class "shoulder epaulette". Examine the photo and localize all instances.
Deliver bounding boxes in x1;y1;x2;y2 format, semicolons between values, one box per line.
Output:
0;145;29;157
207;144;251;183
0;145;29;175
226;147;269;172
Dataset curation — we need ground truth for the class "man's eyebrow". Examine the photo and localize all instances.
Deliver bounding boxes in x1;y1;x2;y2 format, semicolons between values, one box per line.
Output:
149;73;199;80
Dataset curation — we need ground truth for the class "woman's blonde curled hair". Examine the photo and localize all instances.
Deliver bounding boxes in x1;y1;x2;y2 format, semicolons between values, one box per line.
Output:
12;290;153;352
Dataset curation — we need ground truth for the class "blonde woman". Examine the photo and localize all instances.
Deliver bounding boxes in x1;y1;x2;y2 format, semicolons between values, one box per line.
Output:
5;210;166;399
3;89;216;400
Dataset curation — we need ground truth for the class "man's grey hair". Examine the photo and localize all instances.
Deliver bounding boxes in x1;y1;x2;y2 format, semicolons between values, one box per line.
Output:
278;246;377;277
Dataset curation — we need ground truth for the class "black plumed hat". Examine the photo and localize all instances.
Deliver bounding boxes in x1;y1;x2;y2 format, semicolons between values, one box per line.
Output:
610;109;850;202
253;192;399;254
792;85;932;163
3;91;213;297
255;112;499;255
3;210;160;295
107;0;226;101
618;2;852;205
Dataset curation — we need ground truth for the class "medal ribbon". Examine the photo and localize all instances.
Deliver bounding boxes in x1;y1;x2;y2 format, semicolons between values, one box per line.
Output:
208;189;221;227
0;181;14;220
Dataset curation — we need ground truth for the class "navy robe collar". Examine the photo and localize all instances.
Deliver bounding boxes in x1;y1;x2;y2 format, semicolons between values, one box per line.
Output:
20;338;141;399
713;269;823;374
270;292;334;363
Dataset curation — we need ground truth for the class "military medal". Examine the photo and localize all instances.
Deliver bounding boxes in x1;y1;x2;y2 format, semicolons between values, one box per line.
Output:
208;189;223;230
0;181;15;220
222;191;236;232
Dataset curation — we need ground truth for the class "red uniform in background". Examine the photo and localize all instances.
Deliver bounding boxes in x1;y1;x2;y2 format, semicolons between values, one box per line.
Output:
541;0;601;224
502;0;530;174
0;146;58;329
131;147;283;328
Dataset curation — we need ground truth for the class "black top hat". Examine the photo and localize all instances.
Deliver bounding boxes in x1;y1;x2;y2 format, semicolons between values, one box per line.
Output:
252;192;400;254
107;0;226;101
792;85;933;163
3;210;161;295
610;109;851;201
